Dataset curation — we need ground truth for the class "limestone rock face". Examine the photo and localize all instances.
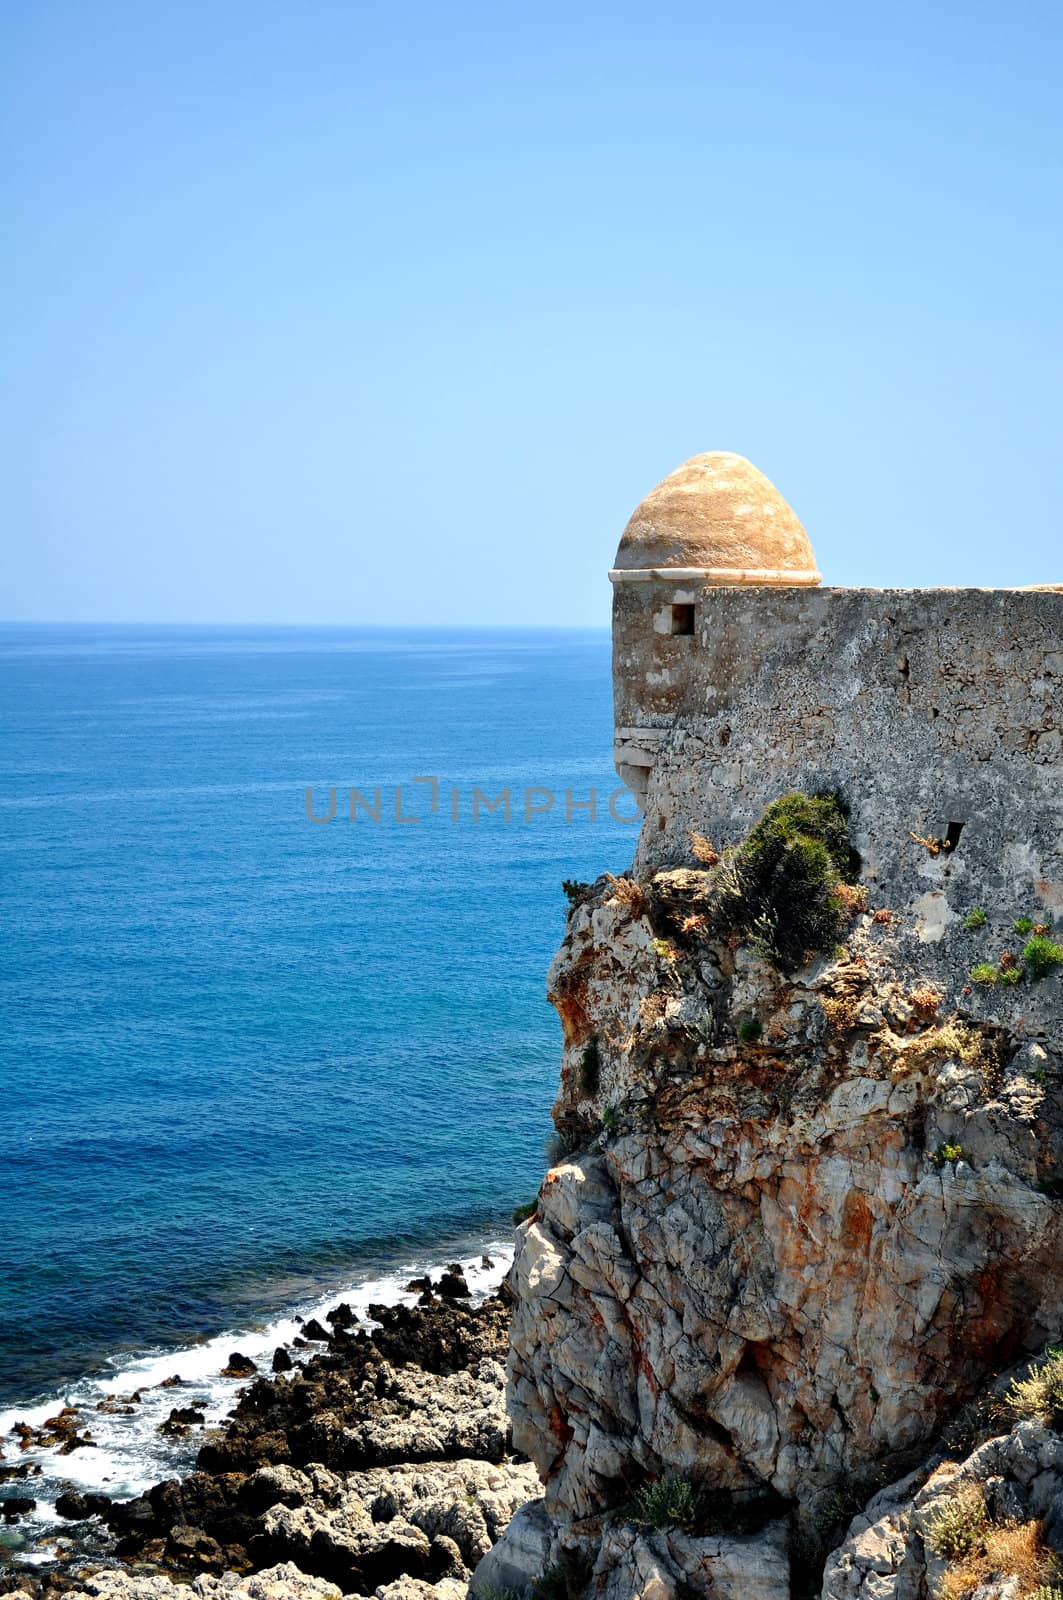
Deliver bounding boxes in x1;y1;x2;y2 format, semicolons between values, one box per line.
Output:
498;871;1063;1595
589;1521;791;1600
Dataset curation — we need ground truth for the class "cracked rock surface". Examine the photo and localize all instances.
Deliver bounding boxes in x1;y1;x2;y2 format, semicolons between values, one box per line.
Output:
493;871;1063;1596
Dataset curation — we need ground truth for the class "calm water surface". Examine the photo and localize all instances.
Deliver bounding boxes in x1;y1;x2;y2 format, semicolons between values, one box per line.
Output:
0;625;634;1408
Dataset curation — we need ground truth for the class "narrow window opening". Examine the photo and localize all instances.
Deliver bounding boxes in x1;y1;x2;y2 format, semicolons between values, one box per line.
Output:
943;821;964;853
671;603;695;636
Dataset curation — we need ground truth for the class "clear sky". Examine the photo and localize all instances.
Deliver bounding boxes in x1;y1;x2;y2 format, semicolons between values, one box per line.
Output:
2;1;1061;624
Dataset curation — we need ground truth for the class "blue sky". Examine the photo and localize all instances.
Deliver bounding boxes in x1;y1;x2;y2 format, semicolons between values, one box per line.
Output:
2;1;1061;624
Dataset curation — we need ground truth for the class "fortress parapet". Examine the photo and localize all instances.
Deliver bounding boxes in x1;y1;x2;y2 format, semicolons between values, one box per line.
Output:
611;453;1062;926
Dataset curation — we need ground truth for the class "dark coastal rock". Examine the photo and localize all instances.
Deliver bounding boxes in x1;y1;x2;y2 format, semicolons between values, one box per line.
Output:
53;1491;111;1522
434;1270;470;1301
0;1291;518;1600
158;1405;206;1436
55;1433;93;1455
157;1376;183;1389
299;1320;329;1343
404;1277;431;1295
0;1464;40;1483
165;1522;226;1572
220;1353;256;1378
0;1498;36;1522
0;1577;80;1600
271;1346;294;1373
90;1293;513;1584
326;1303;356;1329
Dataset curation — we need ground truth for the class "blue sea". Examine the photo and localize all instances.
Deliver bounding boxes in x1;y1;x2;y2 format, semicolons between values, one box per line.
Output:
0;624;634;1545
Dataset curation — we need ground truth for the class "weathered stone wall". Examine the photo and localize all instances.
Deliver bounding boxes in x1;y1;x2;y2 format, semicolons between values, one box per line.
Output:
618;587;1062;941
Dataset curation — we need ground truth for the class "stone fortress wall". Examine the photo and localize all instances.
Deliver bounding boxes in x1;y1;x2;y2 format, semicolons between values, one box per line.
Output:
610;455;1063;937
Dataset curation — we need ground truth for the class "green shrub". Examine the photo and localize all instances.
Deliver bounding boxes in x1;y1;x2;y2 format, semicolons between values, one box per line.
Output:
561;879;590;909
578;1035;601;1096
965;907;988;930
971;962;999;985
718;791;859;969
1004;1348;1063;1422
532;1553;592;1600
512;1200;537;1226
931;1143;965;1168
630;1473;703;1530
925;1489;988;1558
1001;965;1024;987
1015;916;1035;936
1024;936;1063;981
737;1016;763;1043
601;1105;619;1131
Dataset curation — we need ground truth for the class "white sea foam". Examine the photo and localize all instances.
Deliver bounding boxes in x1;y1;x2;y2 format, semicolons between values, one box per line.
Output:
0;1239;513;1565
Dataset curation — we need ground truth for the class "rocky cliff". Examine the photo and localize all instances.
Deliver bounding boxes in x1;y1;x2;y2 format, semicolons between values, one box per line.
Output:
479;799;1063;1600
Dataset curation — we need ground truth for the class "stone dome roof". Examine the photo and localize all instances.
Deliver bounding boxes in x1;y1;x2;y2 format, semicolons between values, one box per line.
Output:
611;452;821;585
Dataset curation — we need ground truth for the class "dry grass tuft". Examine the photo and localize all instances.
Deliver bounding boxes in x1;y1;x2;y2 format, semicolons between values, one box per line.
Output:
903;1020;987;1070
910;984;942;1019
873;907;896;924
1002;1349;1063;1423
604;873;647;915
689;831;720;866
821;993;861;1033
680;913;708;936
939;1515;1059;1599
835;881;869;916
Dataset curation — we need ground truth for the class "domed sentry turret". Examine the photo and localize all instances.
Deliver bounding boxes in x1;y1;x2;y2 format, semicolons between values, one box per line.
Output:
611;452;821;801
611;451;820;584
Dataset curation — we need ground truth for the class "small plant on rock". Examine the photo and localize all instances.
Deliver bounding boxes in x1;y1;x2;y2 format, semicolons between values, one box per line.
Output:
717;791;861;969
601;1105;619;1131
578;1035;601;1096
926;1488;988;1559
604;873;647;914
561;879;590;909
905;1020;986;1070
737;1016;763;1043
910;984;942;1018
1024;936;1063;981
931;1143;965;1168
1004;1349;1063;1424
965;907;988;930
532;1552;593;1600
690;830;720;866
512;1200;537;1226
971;962;999;986
1015;916;1036;936
939;1516;1061;1600
630;1473;703;1530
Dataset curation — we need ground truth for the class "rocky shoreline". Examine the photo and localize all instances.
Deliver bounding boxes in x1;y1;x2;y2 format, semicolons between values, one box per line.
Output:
0;1271;533;1600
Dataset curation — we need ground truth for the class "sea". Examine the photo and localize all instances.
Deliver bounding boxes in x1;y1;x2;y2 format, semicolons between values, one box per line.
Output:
0;623;635;1560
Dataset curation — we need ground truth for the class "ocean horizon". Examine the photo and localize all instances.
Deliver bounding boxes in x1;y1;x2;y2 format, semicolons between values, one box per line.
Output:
0;624;634;1425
